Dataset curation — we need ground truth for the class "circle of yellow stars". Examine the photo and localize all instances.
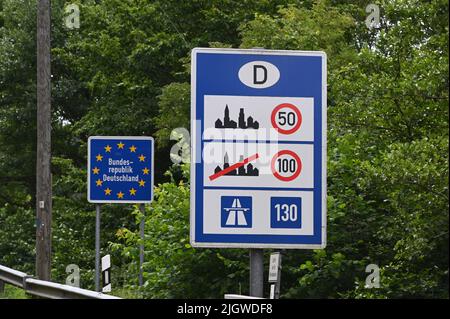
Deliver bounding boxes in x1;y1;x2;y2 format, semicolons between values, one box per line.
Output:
92;141;150;199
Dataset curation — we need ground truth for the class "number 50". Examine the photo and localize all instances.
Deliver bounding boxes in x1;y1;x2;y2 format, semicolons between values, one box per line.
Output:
278;111;297;126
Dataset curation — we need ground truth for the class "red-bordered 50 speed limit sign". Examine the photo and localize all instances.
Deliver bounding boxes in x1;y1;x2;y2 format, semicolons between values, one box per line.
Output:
270;103;302;135
270;150;302;182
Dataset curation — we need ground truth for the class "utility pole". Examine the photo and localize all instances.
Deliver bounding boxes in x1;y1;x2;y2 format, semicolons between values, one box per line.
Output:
36;0;52;281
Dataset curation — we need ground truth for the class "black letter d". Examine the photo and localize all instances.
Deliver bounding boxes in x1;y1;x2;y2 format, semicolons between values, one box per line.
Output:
253;65;267;84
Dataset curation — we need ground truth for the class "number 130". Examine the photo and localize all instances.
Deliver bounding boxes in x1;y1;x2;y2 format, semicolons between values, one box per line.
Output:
274;203;298;222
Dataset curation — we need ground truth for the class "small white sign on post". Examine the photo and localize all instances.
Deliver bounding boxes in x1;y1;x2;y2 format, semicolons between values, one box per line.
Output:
268;252;282;299
101;254;111;293
269;284;276;299
268;252;281;283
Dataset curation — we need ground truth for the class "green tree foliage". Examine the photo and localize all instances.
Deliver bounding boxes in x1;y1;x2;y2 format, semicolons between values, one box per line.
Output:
153;83;190;147
0;0;38;274
0;0;448;298
236;0;448;298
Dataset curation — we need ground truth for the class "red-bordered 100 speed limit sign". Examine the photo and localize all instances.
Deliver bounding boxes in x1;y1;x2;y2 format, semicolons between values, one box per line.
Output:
271;103;302;135
271;150;302;182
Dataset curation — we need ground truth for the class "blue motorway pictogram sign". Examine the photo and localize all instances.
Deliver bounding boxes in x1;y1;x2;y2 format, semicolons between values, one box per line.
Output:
221;196;252;228
88;136;154;203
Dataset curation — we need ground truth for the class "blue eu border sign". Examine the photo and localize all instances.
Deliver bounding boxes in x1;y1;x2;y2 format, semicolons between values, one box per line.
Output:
88;136;154;204
190;48;327;249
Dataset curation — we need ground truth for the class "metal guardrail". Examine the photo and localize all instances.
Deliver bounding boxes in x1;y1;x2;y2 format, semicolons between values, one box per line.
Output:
0;265;27;288
224;294;264;299
0;264;120;299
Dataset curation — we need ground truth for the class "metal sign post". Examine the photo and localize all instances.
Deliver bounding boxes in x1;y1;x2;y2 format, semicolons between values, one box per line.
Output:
88;136;154;290
139;204;145;287
250;249;264;297
95;204;101;292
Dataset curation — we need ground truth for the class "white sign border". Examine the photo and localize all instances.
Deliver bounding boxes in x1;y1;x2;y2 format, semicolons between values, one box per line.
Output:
87;135;154;204
190;47;327;249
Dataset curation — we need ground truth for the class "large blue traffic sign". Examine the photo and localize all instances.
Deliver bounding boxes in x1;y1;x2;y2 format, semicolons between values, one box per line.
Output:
88;136;154;203
190;48;327;249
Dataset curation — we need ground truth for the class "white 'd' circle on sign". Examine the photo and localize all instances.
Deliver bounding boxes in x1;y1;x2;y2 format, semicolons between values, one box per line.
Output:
238;61;280;89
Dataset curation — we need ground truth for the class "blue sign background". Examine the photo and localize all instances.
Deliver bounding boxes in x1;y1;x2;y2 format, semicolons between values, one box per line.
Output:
88;137;154;203
191;48;326;248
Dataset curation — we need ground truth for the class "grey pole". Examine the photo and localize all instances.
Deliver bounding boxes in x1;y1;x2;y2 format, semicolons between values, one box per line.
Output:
95;204;101;292
248;46;266;299
249;249;264;297
138;204;145;287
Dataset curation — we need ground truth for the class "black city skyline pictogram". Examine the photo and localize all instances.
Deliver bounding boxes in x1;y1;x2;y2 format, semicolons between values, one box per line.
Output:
215;105;259;129
214;153;259;177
